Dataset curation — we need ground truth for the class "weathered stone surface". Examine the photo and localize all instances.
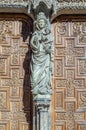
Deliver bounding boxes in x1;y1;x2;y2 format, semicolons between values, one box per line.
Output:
0;0;86;20
30;12;54;99
30;9;54;130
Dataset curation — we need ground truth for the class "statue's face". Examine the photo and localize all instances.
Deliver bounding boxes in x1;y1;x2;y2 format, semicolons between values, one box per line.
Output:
38;19;46;29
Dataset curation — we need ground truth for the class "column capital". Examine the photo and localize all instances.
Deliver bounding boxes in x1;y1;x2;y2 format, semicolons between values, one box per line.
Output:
34;94;51;109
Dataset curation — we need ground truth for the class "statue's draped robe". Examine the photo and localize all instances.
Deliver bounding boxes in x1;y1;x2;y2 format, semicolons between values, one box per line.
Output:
30;29;53;95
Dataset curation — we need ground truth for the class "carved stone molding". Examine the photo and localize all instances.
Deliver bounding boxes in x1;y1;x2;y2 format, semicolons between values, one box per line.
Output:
0;0;85;20
52;0;86;20
56;1;86;12
0;0;27;9
0;0;28;4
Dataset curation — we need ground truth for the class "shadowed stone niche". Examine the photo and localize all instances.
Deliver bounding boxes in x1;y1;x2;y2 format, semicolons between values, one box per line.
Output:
30;1;54;130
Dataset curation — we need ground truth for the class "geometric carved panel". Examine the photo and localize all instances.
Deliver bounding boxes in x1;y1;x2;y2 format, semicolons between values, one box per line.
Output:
77;59;86;76
55;124;66;130
53;19;86;130
0;56;9;77
54;58;64;78
0;88;10;110
0;15;32;130
19;122;30;130
76;89;86;110
78;125;86;130
0;125;6;130
0;58;6;73
55;89;65;110
0;122;9;130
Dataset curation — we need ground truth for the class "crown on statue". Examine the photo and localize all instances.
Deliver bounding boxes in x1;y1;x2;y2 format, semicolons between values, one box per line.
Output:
36;12;47;21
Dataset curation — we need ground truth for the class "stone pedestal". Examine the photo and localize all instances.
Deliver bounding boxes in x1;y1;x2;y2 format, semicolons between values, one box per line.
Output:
33;95;51;130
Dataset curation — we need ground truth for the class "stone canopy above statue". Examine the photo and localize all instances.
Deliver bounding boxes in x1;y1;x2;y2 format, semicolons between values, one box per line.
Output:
31;0;53;9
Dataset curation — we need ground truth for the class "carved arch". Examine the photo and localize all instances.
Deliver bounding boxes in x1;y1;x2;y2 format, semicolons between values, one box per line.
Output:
51;8;86;21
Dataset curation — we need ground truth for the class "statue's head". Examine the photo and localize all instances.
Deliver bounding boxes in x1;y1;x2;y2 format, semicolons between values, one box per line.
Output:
36;12;48;29
37;19;46;29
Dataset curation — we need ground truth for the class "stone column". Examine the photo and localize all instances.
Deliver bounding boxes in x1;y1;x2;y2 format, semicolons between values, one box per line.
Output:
29;1;54;130
33;95;51;130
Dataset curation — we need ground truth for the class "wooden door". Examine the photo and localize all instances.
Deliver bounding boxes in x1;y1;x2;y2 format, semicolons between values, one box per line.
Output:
0;14;33;130
52;16;86;130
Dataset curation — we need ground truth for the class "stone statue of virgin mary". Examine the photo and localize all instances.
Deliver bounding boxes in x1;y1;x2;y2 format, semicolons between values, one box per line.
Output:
30;12;54;98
